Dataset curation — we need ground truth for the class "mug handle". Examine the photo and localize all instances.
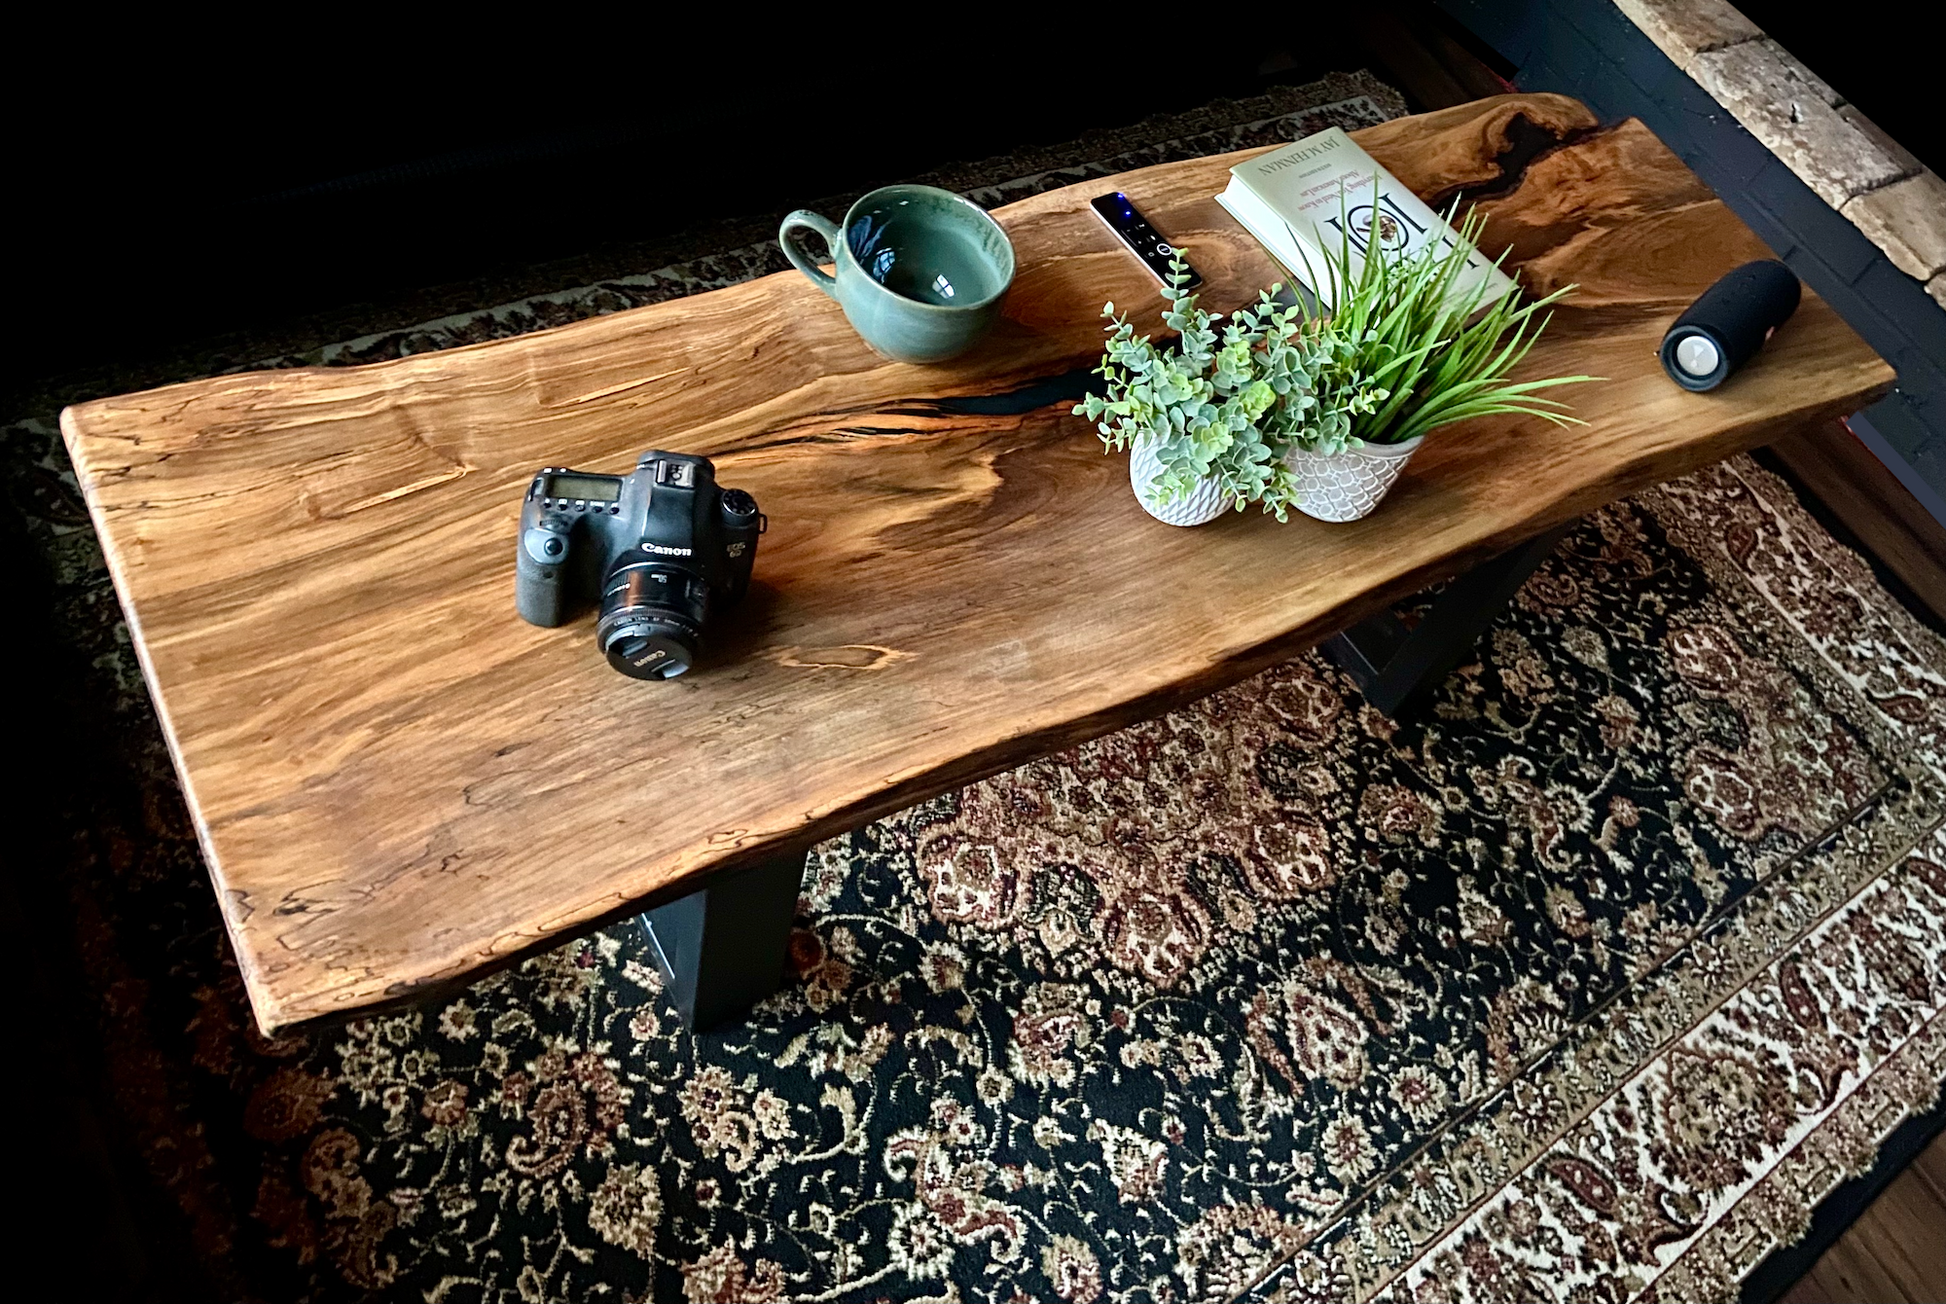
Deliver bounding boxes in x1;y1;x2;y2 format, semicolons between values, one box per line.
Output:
779;210;842;301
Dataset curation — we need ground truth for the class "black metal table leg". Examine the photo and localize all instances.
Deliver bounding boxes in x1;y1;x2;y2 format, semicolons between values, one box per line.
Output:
1325;521;1575;716
639;850;805;1031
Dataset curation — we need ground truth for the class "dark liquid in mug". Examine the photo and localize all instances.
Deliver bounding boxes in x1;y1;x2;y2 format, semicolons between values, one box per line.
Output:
849;208;1004;307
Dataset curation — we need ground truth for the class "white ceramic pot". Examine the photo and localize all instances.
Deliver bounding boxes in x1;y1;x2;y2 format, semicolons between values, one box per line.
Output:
1283;435;1425;523
1129;440;1233;527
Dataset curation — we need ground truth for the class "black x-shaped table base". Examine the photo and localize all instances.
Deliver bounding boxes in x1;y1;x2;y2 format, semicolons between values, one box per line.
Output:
1323;521;1575;717
641;521;1574;1033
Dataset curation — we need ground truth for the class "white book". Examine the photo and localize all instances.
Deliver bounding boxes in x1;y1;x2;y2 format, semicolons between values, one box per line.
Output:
1215;127;1516;311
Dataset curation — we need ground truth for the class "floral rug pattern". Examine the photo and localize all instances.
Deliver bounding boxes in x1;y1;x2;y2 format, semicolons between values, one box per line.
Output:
10;72;1946;1304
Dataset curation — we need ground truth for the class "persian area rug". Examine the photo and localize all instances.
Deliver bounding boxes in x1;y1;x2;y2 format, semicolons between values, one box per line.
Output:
11;71;1946;1304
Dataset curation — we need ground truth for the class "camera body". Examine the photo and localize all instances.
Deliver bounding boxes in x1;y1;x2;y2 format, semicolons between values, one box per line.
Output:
514;450;762;679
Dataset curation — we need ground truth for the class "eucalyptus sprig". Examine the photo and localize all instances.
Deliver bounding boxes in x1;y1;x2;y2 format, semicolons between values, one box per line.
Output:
1074;255;1387;519
1293;190;1597;448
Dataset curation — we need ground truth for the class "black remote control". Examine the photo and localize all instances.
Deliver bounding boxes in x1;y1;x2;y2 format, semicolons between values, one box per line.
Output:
1090;192;1203;290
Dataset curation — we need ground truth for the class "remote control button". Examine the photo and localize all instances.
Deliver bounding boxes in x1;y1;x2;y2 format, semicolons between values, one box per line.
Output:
1675;334;1720;377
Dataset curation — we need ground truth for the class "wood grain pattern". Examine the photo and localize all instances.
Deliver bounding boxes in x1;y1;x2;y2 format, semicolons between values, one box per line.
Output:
60;95;1893;1034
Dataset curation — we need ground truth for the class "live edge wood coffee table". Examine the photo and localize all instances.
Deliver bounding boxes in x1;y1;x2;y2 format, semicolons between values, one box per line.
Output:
63;94;1891;1037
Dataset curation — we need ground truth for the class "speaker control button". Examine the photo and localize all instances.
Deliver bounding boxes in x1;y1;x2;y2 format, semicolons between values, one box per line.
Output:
1675;334;1721;378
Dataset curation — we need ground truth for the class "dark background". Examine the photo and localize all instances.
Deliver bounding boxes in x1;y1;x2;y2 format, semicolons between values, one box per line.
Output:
7;7;1929;396
5;22;1328;389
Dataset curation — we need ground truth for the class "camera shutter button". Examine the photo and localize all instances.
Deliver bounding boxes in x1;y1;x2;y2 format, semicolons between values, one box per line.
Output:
523;525;570;565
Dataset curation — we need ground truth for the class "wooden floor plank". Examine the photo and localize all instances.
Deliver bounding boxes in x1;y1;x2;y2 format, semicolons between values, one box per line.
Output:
1768;421;1946;627
1907;1133;1946;1206
1778;1129;1946;1303
1782;1240;1915;1304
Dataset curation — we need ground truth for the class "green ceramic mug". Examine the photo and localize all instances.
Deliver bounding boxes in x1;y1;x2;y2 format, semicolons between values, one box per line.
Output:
779;185;1015;364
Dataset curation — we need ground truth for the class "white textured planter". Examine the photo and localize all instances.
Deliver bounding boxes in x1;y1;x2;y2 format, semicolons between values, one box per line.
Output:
1284;436;1425;523
1129;440;1232;527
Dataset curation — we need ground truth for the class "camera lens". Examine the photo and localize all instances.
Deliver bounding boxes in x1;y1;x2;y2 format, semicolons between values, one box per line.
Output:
596;562;710;680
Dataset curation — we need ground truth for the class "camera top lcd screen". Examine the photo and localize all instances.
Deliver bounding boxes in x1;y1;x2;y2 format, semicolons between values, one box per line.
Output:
546;474;622;502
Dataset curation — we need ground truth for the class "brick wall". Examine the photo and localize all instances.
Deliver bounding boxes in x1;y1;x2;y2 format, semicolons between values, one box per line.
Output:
1438;0;1946;523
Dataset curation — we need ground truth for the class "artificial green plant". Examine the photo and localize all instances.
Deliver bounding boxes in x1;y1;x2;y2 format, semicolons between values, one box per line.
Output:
1074;257;1387;519
1291;194;1596;451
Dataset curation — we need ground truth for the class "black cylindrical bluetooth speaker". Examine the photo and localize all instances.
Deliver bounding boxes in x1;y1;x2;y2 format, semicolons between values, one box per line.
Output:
1659;260;1801;391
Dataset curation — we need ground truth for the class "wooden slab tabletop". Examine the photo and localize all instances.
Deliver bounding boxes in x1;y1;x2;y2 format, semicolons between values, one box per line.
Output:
62;95;1893;1035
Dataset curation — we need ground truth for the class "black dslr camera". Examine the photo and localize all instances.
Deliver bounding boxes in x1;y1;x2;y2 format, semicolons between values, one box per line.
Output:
514;450;762;679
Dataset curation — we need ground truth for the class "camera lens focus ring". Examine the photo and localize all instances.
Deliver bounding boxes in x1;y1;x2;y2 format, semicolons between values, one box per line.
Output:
596;562;709;680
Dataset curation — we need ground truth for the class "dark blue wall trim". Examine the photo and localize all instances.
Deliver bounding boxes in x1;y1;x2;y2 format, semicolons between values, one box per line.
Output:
1439;0;1946;515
